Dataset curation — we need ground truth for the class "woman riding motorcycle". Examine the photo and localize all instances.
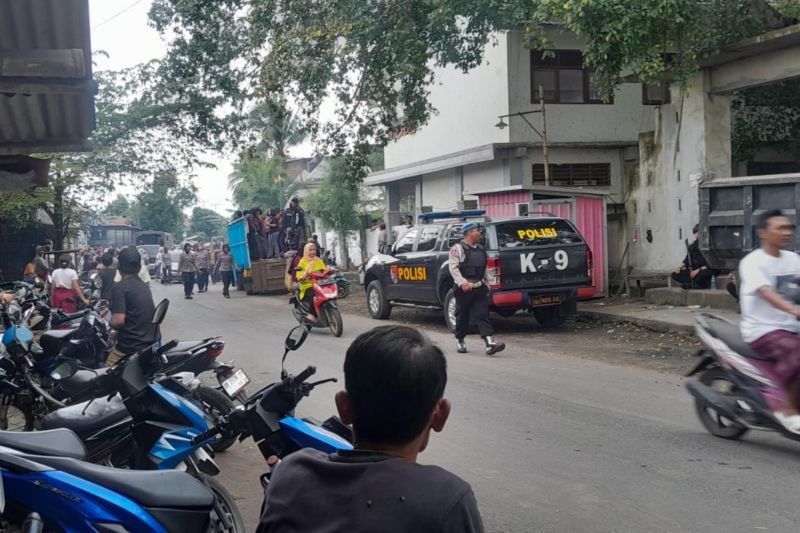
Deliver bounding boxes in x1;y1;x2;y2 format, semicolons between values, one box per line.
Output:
295;242;326;323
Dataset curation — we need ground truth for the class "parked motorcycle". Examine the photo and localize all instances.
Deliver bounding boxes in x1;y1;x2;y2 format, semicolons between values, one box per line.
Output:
43;331;245;530
330;267;351;299
193;326;352;495
0;429;221;532
685;312;800;442
290;269;344;337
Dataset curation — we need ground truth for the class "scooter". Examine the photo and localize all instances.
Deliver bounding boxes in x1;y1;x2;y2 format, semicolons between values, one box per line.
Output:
290;269;344;337
0;429;218;532
685;312;800;441
193;326;352;494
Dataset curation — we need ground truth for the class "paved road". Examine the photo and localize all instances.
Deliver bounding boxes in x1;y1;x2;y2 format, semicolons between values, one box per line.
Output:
153;282;800;533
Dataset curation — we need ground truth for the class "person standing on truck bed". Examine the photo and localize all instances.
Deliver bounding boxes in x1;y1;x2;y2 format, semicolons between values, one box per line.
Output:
448;222;505;356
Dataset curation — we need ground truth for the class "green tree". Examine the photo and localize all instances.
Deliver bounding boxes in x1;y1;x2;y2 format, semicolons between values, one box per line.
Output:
136;174;197;237
0;188;52;229
103;195;134;219
190;207;228;238
229;155;301;211
149;0;791;172
246;99;306;159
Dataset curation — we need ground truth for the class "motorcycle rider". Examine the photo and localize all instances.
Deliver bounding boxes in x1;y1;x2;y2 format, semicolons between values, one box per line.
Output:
448;222;505;355
295;241;326;322
740;209;800;432
258;326;484;533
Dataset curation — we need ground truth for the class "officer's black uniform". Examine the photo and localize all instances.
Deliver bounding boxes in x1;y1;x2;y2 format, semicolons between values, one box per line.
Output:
453;243;494;341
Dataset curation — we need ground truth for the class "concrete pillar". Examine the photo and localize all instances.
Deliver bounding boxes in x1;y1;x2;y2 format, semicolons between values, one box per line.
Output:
385;182;401;211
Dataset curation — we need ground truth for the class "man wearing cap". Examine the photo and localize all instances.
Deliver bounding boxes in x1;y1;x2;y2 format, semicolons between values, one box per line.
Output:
448;223;505;356
283;197;306;252
107;247;160;367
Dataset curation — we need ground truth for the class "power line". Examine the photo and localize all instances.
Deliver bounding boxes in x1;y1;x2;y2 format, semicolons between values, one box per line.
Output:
91;0;147;30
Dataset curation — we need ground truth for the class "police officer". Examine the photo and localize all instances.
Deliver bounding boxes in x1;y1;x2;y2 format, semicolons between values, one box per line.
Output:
448;222;505;355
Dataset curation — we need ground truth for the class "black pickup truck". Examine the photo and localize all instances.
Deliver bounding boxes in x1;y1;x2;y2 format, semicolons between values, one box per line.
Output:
362;213;593;329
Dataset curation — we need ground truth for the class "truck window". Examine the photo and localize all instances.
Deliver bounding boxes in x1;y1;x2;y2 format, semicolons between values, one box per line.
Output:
416;226;443;252
394;228;419;254
495;219;583;248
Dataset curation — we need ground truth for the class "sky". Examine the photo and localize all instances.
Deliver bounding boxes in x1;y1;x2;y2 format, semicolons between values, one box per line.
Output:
87;1;310;215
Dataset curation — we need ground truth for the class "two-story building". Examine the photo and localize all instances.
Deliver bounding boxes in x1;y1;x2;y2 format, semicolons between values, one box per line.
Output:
365;28;673;284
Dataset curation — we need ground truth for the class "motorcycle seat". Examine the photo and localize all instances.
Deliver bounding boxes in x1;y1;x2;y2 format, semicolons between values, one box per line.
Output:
59;367;109;397
0;428;87;460
705;316;773;361
39;394;130;437
165;340;206;358
40;328;76;355
25;455;214;509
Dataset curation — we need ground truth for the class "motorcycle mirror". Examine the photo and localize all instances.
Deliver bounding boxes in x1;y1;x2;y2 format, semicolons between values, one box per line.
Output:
50;360;79;380
152;298;169;325
281;326;309;374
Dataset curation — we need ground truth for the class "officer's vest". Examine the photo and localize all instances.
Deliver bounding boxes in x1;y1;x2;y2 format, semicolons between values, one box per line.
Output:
459;243;487;282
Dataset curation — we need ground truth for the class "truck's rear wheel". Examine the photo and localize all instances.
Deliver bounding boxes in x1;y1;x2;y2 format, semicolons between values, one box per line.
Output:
533;307;567;328
367;281;391;319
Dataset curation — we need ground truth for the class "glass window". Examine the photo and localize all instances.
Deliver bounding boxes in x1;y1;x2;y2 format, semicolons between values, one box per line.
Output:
416;226;442;252
394;228;419;254
559;69;584;103
587;72;604;102
495;219;584;248
532;70;556;102
643;83;671;105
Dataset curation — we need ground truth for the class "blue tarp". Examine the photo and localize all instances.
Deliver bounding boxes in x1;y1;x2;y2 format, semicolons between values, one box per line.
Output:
227;218;250;271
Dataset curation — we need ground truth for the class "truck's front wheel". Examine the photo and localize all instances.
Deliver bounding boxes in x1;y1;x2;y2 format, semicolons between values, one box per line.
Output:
367;281;392;319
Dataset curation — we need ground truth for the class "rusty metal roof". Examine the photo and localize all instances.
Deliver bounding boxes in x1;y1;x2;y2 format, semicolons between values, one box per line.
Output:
0;0;96;155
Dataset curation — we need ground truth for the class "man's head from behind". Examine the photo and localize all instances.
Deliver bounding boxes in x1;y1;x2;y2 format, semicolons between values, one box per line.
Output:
757;209;794;250
336;326;450;454
118;247;142;275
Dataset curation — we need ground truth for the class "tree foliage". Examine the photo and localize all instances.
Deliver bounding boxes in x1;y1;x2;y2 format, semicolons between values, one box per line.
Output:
136;174;197;237
732;78;800;163
102;195;134;219
190;207;228;238
148;0;792;169
229;155;301;211
0;188;52;229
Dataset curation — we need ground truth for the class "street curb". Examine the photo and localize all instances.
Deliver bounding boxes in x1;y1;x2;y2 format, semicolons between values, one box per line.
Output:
576;310;695;335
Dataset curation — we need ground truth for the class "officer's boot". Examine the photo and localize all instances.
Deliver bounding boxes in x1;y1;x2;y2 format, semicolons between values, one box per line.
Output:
484;336;505;356
456;339;467;354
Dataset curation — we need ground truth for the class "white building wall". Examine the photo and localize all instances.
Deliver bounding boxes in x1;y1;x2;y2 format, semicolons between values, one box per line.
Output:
506;30;656;145
463;161;503;192
420;169;461;210
384;33;511;169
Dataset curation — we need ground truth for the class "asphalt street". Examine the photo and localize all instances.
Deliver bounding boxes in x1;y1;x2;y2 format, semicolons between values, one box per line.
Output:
153;282;800;533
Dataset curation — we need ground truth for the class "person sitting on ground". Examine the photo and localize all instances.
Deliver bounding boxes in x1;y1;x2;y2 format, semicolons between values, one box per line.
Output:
107;247;159;367
671;224;718;289
740;209;800;432
295;242;326;322
258;326;484;533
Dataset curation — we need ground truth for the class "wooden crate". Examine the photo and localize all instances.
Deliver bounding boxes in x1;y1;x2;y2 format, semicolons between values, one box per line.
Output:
252;258;288;294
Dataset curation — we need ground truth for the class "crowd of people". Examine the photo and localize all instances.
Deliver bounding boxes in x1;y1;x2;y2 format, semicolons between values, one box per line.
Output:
233;197;309;261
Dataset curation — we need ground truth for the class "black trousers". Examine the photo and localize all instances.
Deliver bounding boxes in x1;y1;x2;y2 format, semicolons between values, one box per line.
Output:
671;268;716;289
182;271;196;297
197;269;209;291
221;271;233;295
454;286;494;340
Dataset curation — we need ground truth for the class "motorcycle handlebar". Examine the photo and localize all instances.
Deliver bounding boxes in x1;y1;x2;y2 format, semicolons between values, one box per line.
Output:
289;366;317;388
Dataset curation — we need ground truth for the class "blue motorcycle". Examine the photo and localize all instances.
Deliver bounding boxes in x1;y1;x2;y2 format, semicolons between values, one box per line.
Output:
0;427;218;531
195;326;353;506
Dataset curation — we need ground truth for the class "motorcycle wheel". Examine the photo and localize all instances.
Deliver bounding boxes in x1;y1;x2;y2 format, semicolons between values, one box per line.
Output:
326;307;343;338
197;473;246;533
0;401;33;431
291;303;306;325
337;280;350;299
193;386;237;452
694;367;749;440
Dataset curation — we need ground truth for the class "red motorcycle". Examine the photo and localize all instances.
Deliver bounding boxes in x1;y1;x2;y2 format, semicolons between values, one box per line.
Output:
290;268;343;337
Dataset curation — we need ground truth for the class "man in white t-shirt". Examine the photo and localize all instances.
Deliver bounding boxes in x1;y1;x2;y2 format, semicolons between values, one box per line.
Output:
739;209;800;432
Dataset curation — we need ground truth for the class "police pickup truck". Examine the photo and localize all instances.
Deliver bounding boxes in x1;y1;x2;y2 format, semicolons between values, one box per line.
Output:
362;211;592;329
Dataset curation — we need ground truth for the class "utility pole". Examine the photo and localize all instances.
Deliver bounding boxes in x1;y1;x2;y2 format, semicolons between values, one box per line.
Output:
539;85;550;187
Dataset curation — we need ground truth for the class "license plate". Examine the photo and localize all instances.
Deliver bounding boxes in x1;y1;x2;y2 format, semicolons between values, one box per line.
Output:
531;295;561;307
221;369;250;397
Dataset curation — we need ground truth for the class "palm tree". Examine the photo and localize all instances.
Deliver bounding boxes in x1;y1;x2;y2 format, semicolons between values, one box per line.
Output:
247;98;306;159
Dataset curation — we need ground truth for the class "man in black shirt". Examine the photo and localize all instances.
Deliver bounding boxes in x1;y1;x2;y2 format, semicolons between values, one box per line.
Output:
258;326;484;533
107;247;159;367
97;253;116;304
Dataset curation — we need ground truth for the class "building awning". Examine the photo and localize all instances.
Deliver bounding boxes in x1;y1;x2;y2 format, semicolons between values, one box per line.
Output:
0;0;96;156
366;141;637;186
465;184;611;197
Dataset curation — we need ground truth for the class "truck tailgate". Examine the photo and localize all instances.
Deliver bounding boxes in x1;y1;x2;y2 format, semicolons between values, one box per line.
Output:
498;243;589;290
